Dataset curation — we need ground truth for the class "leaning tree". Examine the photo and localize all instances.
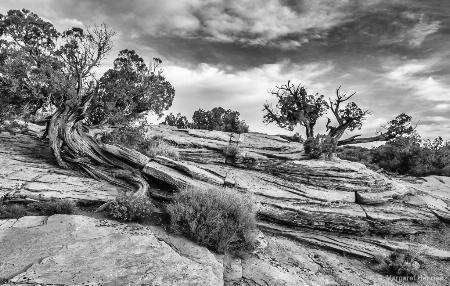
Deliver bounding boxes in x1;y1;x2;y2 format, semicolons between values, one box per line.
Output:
263;81;329;138
263;81;415;145
0;9;175;200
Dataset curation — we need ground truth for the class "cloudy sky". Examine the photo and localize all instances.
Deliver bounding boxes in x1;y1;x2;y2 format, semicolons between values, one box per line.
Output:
2;0;449;142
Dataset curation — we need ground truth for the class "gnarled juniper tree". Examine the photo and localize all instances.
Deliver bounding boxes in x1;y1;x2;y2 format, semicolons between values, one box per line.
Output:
0;9;174;198
263;82;414;146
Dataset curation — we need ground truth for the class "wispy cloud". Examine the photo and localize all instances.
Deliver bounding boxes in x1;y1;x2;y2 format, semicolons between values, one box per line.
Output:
1;0;449;139
158;60;335;134
384;59;450;101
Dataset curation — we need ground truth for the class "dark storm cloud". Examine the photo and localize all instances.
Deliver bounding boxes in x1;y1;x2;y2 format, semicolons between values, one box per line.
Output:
3;0;445;69
0;0;449;138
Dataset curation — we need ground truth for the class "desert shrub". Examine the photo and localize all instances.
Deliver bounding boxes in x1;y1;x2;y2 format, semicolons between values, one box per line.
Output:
337;146;370;162
30;199;76;215
371;136;450;176
143;135;180;160
304;134;337;159
336;135;450;177
0;119;28;134
103;123;179;160
372;248;422;277
108;194;155;222
222;145;240;158
0;204;27;219
166;187;256;254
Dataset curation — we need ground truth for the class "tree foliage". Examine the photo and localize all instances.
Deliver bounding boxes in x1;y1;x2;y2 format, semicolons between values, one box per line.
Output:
0;9;62;116
163;107;250;133
0;9;174;126
338;134;450;176
89;50;175;125
263;81;328;138
326;87;370;141
163;112;190;129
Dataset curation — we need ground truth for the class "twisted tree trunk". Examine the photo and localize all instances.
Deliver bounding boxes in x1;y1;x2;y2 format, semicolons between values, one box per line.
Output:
46;96;151;199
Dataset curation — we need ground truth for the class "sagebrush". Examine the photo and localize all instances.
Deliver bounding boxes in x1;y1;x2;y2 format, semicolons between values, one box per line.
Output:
304;134;337;159
30;199;77;215
372;248;422;277
166;187;256;254
222;145;240;158
0;204;27;219
108;194;155;222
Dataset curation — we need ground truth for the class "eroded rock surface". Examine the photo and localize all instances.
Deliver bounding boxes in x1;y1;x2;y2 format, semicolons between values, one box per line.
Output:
143;125;449;236
1;126;450;285
0;215;222;286
0;133;123;203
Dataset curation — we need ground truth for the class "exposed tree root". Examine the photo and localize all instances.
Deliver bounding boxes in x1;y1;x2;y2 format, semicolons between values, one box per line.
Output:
46;98;154;203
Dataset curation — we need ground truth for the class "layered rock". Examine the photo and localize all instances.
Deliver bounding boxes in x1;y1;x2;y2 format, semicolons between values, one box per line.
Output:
1;126;450;285
3;126;448;236
0;133;123;203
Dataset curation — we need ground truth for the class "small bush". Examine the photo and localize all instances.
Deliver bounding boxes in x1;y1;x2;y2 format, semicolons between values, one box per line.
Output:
108;194;155;222
0;204;27;219
103;124;179;160
372;248;422;277
166;187;256;254
304;134;337;159
143;135;180;160
30;199;76;215
223;145;240;158
0;120;28;134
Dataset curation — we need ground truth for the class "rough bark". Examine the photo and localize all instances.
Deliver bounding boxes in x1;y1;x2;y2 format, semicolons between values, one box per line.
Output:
46;97;150;198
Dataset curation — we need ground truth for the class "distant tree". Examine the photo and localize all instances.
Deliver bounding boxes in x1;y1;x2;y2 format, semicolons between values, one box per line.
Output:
222;110;249;133
162;112;177;126
163;107;249;133
263;81;328;138
174;113;190;129
191;109;210;130
162;112;190;129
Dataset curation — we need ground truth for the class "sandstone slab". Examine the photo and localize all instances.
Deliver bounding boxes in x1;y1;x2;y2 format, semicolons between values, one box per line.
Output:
258;201;369;233
0;215;222;286
154;155;224;185
362;203;440;234
143;161;213;191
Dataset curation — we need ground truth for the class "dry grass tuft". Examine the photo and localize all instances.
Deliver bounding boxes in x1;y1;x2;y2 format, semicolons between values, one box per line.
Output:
30;199;77;215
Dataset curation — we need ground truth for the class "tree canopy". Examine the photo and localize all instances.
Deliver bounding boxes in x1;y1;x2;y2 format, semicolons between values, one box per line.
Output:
0;9;174;125
263;81;328;138
89;50;175;125
263;81;414;145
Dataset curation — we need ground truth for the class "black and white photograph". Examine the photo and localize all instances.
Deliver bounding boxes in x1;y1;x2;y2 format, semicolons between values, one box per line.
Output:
0;1;449;285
